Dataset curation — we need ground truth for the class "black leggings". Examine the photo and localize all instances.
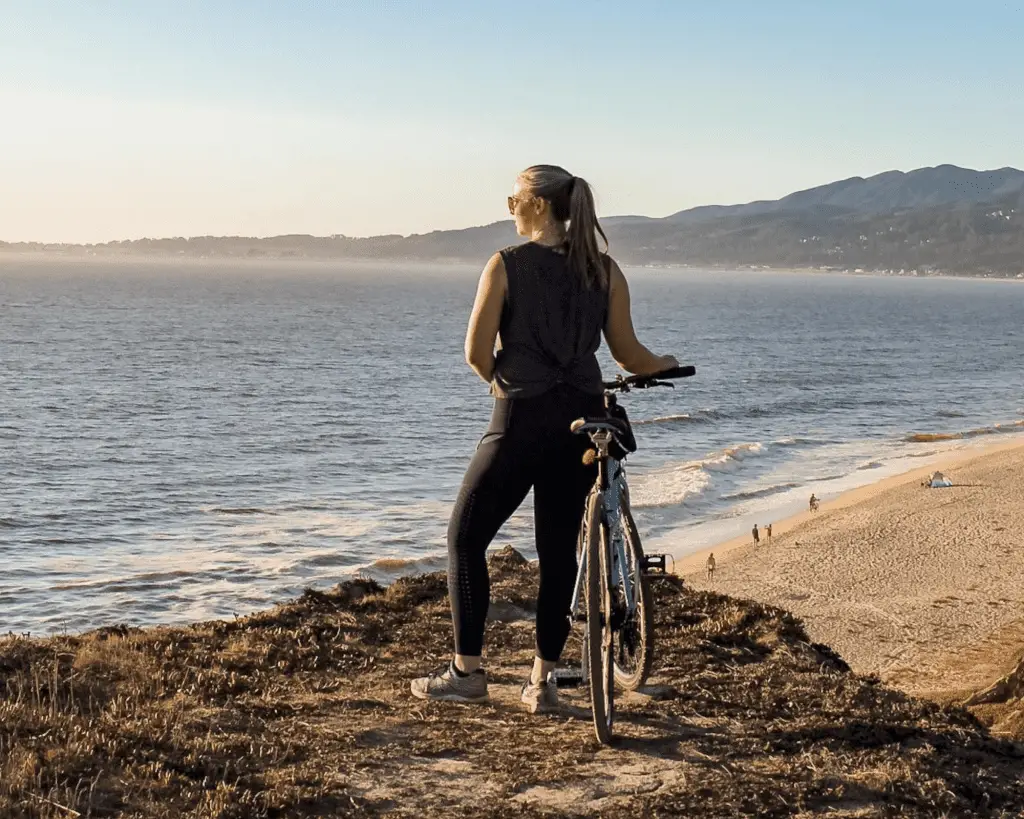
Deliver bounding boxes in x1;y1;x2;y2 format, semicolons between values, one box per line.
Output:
448;386;602;662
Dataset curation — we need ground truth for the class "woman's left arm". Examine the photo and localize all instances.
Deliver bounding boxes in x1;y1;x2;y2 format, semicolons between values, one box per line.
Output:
464;252;507;383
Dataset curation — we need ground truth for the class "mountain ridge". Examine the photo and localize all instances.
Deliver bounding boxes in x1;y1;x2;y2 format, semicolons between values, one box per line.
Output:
662;164;1024;224
4;164;1024;276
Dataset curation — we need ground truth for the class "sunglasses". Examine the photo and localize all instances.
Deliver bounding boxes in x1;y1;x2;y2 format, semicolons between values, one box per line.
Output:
507;194;532;215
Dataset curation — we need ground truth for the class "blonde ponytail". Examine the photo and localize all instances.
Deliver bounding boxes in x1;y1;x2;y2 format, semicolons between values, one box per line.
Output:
517;165;609;289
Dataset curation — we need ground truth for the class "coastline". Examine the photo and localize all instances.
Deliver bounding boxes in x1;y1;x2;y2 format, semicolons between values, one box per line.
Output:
676;436;1024;704
671;435;1024;576
0;249;481;272
3;250;1023;281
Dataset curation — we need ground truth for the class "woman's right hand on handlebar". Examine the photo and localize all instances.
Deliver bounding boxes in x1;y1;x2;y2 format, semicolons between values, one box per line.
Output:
626;354;678;377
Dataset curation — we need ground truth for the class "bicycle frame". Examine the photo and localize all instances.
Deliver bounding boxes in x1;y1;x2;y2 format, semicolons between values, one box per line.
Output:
568;437;637;642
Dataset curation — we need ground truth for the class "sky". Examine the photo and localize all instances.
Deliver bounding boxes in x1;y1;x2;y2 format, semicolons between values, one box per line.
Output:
2;1;1023;243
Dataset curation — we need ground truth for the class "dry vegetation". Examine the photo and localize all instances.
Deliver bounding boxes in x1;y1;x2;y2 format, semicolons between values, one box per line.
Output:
2;547;1022;818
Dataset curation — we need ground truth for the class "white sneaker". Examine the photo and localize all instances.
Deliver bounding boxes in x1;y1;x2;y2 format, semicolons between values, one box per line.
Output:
521;678;559;714
410;661;489;703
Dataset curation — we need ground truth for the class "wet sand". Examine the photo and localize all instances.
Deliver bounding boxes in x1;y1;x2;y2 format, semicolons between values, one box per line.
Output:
679;437;1024;700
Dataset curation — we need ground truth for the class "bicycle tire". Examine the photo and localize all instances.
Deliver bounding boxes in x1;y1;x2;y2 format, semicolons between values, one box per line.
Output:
585;491;614;744
613;501;655;691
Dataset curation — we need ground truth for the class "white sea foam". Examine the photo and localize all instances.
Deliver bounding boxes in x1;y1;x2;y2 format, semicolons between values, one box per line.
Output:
629;463;711;508
629;442;766;508
633;413;694;426
211;510;382;542
699;442;765;473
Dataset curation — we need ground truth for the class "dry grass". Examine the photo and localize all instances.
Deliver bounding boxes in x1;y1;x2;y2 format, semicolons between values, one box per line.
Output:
2;547;1022;818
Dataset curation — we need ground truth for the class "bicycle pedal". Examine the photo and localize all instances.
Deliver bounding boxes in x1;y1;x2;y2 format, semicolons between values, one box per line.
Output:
642;554;669;575
551;668;584;688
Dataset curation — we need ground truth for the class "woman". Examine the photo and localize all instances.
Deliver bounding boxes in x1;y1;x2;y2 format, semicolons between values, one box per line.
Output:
411;164;678;713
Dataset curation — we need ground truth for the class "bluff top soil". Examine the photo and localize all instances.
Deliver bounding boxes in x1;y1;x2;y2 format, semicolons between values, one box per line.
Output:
2;546;1022;818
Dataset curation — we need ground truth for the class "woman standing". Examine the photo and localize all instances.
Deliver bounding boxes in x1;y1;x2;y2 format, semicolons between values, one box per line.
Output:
412;165;678;713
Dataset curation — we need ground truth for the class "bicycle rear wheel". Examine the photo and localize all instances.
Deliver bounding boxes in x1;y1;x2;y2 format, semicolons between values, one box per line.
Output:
613;501;654;691
584;491;614;744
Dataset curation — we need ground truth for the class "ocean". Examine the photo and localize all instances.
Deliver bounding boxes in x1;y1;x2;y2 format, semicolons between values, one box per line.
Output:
2;257;1022;634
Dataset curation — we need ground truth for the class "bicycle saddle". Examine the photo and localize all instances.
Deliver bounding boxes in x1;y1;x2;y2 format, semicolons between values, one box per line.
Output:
570;416;630;437
570;415;638;456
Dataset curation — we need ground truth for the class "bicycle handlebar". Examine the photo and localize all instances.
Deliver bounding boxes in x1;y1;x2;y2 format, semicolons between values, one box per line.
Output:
602;365;696;392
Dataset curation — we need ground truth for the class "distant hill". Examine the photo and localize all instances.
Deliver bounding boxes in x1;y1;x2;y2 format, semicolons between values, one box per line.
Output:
661;164;1024;224
3;165;1023;276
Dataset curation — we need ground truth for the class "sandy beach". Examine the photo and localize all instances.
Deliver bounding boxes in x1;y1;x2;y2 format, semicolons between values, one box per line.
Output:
679;437;1024;703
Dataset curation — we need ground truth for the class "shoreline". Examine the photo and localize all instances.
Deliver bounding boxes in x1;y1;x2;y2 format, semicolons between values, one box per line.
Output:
4;430;1023;638
671;435;1024;576
674;436;1024;703
3;250;1023;281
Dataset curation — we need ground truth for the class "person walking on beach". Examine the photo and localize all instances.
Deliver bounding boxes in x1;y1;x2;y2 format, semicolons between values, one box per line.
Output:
809;493;819;512
752;523;760;545
706;553;716;582
411;165;679;714
766;523;772;544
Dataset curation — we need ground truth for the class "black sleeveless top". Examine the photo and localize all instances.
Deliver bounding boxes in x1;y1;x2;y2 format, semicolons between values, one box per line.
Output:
491;242;608;399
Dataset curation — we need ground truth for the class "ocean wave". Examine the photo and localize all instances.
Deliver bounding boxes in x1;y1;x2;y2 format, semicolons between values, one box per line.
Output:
220;510;381;542
0;517;19;528
856;461;884;471
299;552;360;568
700;442;766;473
904;419;1024;443
634;408;720;426
52;569;206;593
209;507;274;515
353;553;449;583
935;409;967;419
634;413;696;426
737;399;831;419
628;465;710;509
806;472;850;483
721;482;801;502
708;396;905;424
629;442;767;508
771;436;820;448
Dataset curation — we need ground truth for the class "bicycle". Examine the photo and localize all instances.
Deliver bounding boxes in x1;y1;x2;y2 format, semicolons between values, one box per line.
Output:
567;364;696;744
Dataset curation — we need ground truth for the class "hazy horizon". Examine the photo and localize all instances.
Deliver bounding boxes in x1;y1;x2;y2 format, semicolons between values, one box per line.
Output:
3;2;1023;244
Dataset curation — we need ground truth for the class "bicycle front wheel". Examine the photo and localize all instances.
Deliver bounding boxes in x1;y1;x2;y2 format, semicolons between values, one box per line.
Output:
585;491;614;744
613;501;654;691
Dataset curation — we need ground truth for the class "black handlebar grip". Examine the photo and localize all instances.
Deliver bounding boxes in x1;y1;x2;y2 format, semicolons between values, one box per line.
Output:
656;365;696;380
